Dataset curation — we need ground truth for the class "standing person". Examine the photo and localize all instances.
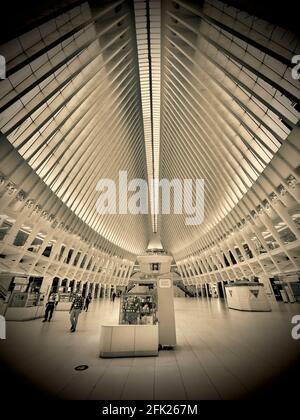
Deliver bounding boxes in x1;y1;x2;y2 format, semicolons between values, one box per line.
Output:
69;292;85;332
42;292;57;322
112;291;116;302
84;292;92;312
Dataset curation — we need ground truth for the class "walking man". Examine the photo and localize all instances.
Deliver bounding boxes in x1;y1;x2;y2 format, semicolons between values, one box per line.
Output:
42;292;58;322
84;292;92;312
69;292;85;332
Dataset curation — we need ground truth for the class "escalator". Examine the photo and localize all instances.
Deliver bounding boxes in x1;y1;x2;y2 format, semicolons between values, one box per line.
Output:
173;280;196;297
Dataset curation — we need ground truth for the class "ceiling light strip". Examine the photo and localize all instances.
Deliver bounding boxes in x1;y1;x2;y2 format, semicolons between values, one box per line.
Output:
134;0;161;233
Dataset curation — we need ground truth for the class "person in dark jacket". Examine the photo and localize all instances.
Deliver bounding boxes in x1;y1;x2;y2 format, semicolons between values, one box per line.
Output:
42;293;58;322
69;293;85;332
84;292;92;312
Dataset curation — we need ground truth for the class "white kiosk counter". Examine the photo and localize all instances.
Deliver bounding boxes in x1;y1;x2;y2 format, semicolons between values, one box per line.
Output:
5;305;44;321
100;324;159;358
5;291;45;320
225;282;271;311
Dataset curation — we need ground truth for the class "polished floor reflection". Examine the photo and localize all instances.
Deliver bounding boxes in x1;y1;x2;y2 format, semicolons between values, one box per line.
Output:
1;297;300;400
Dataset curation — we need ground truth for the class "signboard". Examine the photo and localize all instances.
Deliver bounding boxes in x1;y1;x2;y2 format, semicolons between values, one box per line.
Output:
13;277;29;285
150;263;160;271
159;279;171;288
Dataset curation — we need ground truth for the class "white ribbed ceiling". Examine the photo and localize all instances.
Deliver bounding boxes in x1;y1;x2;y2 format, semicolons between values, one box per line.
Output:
0;1;149;256
160;0;300;258
133;0;161;233
0;0;299;260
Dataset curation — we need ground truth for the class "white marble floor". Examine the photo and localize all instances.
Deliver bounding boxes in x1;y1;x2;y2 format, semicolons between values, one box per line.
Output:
1;297;300;400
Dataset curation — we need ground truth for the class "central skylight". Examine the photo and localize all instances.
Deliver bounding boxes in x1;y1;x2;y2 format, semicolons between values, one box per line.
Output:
134;0;161;233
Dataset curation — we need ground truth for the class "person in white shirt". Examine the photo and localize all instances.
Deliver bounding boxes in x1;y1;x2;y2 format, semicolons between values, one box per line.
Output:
42;292;58;322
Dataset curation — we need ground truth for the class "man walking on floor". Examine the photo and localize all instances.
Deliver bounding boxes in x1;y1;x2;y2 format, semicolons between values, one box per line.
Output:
84;292;92;312
42;292;58;322
69;292;85;332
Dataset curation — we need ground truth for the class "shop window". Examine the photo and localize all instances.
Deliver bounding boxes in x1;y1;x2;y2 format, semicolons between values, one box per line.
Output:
42;244;52;257
28;277;43;293
235;247;244;262
80;254;87;268
51;278;59;293
58;245;65;261
252;237;266;254
60;279;67;291
69;280;75;292
290;282;300;299
292;214;300;226
0;220;13;241
28;237;43;253
242;244;253;259
229;250;237;264
223;254;230;267
86;257;93;271
0;274;14;301
13;230;29;247
65;248;73;264
262;230;279;250
266;237;279;250
73;252;81;266
277;226;297;244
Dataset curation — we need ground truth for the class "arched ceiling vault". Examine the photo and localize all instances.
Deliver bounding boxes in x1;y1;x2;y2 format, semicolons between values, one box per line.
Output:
0;0;149;257
0;0;299;263
159;0;300;257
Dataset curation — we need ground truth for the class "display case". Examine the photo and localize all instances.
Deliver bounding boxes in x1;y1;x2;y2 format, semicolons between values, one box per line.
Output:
5;292;45;320
100;282;159;358
58;292;73;302
100;324;159;358
119;291;157;325
9;291;42;308
56;292;73;311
